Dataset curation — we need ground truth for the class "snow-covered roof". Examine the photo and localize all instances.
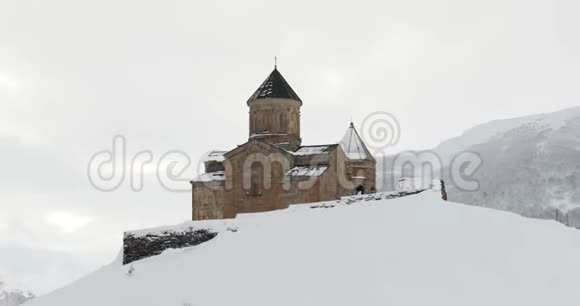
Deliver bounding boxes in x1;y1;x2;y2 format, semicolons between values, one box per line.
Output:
250;133;287;138
285;165;328;177
191;171;225;183
202;151;226;163
340;122;370;160
293;145;335;156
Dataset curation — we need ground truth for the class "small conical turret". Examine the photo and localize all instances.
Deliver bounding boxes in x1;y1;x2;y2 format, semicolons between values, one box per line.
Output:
340;122;372;160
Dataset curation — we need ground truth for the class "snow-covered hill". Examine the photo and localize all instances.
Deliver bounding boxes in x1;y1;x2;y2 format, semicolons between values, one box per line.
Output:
0;281;34;306
435;106;580;163
25;191;580;306
435;106;580;226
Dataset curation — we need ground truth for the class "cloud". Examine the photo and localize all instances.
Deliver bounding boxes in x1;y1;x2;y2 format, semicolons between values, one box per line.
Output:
44;211;93;234
0;137;84;192
0;73;20;90
0;243;105;294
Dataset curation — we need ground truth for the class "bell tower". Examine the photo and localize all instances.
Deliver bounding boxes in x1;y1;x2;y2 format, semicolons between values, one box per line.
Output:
247;66;302;149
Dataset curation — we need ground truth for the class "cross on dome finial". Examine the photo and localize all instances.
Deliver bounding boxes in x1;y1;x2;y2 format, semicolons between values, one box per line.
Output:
274;56;277;69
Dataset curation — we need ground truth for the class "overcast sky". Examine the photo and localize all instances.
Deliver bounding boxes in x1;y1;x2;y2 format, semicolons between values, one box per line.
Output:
1;0;579;294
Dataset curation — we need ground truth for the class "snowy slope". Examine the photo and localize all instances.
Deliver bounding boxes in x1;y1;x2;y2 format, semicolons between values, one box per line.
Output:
25;191;580;306
433;106;580;226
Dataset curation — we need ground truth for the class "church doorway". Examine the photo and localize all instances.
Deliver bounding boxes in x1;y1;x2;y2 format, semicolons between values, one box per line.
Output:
355;185;365;195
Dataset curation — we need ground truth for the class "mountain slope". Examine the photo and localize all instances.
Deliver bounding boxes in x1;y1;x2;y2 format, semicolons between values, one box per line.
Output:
435;106;580;163
0;281;34;306
435;106;580;226
25;192;580;306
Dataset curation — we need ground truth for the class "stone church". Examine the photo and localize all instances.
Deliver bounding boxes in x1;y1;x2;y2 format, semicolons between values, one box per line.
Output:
190;66;376;220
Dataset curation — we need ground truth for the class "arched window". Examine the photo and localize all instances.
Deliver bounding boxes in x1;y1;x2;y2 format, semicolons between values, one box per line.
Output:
251;163;264;196
279;113;287;132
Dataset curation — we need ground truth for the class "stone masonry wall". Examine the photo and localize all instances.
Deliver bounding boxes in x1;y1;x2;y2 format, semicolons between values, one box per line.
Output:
123;227;219;265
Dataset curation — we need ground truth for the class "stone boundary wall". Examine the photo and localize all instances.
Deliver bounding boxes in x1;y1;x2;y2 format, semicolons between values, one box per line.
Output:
122;221;238;265
309;189;427;209
310;179;447;209
123;228;218;265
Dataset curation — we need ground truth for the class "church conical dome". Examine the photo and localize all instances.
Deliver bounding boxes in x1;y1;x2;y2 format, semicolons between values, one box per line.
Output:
247;67;302;104
340;122;372;160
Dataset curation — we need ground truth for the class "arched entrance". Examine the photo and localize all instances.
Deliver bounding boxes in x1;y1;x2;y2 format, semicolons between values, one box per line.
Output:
355;185;365;195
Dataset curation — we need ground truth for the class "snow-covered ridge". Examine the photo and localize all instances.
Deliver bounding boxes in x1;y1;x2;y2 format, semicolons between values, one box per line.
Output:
431;106;580;227
435;106;580;162
25;191;580;306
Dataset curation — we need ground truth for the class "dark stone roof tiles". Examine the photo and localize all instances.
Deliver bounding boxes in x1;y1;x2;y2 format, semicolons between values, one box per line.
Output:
247;68;302;103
